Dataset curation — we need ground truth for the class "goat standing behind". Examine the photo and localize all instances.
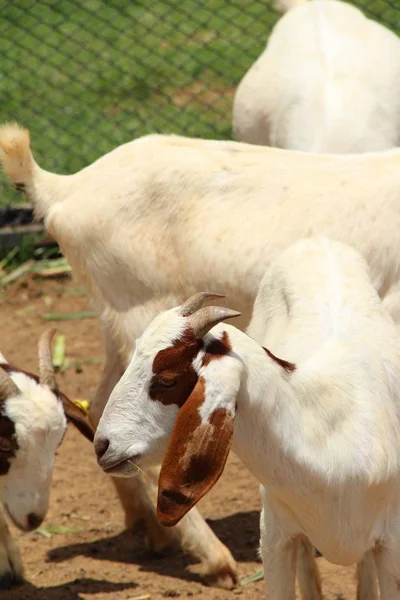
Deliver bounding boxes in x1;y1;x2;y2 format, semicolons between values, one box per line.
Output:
3;124;400;586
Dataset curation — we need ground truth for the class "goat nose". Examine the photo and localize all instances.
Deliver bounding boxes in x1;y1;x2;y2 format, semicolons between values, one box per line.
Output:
94;436;110;460
27;512;43;531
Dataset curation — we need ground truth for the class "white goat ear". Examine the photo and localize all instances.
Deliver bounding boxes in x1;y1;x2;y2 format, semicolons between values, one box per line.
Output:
157;354;241;527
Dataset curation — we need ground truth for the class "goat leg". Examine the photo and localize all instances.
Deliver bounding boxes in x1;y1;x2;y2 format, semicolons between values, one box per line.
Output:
0;508;24;589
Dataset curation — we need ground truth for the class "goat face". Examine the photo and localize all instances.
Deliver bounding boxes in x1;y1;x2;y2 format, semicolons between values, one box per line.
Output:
0;330;93;532
95;292;242;527
0;368;66;531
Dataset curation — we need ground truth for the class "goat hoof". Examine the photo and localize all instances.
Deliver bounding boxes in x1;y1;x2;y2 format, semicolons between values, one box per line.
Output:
0;535;24;589
199;553;238;590
0;571;24;590
203;563;238;590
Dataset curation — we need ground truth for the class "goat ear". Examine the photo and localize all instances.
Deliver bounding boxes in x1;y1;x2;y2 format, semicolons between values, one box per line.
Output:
157;357;241;527
59;393;94;443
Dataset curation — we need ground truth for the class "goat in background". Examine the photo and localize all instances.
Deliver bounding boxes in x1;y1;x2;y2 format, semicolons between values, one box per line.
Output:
233;0;400;152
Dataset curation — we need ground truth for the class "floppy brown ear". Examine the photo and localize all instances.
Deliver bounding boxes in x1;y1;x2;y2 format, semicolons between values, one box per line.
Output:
59;393;94;442
157;357;241;527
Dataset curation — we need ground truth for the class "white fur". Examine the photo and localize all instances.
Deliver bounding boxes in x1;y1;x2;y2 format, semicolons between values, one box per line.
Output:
4;124;400;585
274;0;308;13
233;0;400;152
0;363;67;585
96;237;400;599
1;372;66;527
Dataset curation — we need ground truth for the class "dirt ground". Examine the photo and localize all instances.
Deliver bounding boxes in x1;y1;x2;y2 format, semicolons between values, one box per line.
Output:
0;275;358;600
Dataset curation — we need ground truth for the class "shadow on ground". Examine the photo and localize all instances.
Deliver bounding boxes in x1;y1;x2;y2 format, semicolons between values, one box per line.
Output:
45;510;261;587
5;577;137;600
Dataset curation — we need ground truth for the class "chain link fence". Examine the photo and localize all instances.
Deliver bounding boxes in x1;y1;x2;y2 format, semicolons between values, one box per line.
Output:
0;0;399;205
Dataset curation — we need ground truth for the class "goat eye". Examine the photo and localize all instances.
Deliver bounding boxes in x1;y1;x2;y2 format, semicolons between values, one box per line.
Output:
0;438;12;454
157;378;177;388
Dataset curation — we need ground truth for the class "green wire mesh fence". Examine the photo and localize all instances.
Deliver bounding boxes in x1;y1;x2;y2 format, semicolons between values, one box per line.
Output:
0;0;399;205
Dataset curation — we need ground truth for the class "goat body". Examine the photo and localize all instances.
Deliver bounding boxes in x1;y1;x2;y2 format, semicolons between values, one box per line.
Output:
95;237;400;599
3;124;400;586
1;126;400;325
233;0;400;152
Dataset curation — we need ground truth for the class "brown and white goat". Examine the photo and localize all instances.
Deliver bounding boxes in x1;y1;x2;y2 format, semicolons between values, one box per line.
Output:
95;238;400;600
0;330;93;588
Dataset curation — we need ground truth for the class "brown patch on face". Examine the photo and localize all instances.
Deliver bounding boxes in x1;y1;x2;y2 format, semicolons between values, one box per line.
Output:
0;414;18;475
0;364;22;474
202;330;231;367
157;376;234;527
263;347;296;373
149;331;202;407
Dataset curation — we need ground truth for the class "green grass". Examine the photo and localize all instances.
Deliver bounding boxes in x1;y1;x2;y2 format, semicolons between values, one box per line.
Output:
0;0;399;207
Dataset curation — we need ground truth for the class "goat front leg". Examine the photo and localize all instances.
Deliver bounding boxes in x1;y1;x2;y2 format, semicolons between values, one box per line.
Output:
356;550;378;600
296;536;322;600
374;537;400;600
260;491;298;600
89;320;237;588
141;465;237;588
0;507;24;589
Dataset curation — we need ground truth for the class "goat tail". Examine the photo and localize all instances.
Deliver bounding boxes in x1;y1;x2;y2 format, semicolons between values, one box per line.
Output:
0;123;34;196
0;122;70;218
273;0;309;14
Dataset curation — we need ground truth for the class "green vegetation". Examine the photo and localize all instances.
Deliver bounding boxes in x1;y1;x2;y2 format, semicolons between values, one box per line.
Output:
0;0;399;207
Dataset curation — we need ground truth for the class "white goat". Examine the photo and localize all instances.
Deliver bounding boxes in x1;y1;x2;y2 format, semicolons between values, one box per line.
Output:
94;237;400;600
232;0;400;152
0;330;93;588
3;124;400;586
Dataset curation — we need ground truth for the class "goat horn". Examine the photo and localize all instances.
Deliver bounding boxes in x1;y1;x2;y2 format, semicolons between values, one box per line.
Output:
188;306;241;339
38;329;56;388
180;292;226;317
0;367;21;402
